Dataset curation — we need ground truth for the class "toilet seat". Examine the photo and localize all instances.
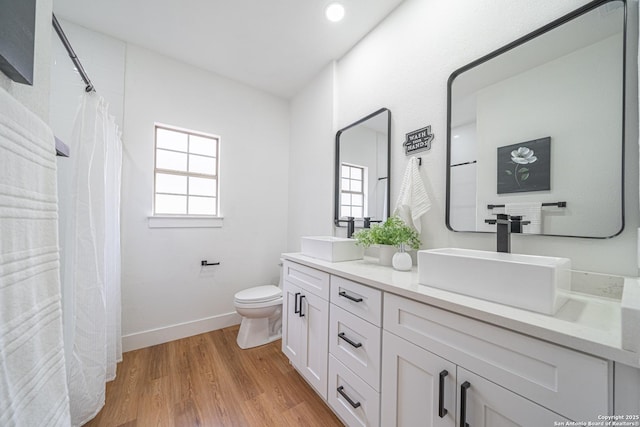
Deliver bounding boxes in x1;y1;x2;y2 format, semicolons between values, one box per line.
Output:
234;285;282;304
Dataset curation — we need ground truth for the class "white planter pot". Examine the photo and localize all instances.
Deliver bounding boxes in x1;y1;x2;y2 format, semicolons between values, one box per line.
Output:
378;244;396;266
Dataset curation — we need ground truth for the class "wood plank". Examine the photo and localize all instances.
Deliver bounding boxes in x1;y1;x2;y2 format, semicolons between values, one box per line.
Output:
83;325;343;426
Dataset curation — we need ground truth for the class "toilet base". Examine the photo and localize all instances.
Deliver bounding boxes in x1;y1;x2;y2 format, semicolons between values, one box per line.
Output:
236;309;282;349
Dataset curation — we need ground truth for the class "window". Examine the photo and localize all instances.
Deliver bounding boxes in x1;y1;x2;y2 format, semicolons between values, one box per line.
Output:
154;125;219;216
340;163;366;218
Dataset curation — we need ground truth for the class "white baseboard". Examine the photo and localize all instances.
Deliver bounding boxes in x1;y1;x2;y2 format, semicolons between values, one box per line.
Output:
122;311;242;352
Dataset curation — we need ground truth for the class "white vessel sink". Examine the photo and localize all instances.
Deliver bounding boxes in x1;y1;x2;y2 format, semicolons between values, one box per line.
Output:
622;277;640;352
301;236;364;262
418;248;571;315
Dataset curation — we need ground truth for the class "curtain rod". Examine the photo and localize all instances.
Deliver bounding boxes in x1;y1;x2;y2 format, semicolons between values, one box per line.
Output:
52;13;95;93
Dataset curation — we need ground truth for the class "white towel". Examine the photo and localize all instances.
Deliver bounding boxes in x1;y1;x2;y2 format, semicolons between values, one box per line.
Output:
394;157;431;233
0;87;71;426
505;202;542;234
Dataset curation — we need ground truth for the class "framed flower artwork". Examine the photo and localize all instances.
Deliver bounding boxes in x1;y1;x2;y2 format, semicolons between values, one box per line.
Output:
496;137;551;194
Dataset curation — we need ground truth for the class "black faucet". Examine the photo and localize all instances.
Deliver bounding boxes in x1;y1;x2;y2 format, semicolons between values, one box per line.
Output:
363;217;382;229
484;214;530;253
336;217;356;238
346;216;355;238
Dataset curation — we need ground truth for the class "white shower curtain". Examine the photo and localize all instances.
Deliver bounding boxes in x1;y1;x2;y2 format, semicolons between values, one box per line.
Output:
62;92;122;426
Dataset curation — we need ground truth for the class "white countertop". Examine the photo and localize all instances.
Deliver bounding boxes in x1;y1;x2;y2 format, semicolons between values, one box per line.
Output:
282;252;640;368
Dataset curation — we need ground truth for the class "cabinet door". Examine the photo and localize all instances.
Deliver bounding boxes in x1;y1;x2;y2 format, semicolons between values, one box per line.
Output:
299;290;329;400
282;281;302;363
381;331;456;427
456;368;569;427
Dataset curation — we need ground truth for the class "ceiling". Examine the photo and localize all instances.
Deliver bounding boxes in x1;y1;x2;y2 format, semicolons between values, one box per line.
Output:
53;0;404;98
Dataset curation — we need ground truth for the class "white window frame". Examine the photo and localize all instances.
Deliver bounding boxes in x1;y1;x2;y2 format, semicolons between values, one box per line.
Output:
340;162;368;219
149;124;223;228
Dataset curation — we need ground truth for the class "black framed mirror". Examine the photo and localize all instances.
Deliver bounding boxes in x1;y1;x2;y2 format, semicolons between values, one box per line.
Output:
446;0;626;238
334;108;391;230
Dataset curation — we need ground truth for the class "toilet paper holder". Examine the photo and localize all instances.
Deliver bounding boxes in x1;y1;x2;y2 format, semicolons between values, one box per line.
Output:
201;260;220;266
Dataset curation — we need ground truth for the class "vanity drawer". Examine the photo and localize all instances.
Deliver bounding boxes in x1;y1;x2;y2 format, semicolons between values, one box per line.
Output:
330;276;382;326
383;293;609;422
328;355;380;427
283;260;329;300
330;304;381;391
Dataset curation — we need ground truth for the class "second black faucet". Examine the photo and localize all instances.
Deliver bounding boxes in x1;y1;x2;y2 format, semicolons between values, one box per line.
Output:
484;213;530;253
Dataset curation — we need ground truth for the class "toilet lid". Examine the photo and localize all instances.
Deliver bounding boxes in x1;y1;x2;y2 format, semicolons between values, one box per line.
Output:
235;285;282;303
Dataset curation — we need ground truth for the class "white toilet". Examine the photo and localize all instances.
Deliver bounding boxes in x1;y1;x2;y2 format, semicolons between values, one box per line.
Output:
234;269;283;349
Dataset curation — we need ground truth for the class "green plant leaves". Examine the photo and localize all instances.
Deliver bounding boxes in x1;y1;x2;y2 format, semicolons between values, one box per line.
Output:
352;216;420;250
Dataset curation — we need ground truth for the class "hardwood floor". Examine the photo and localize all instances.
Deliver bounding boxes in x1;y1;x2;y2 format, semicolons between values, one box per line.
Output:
84;325;343;427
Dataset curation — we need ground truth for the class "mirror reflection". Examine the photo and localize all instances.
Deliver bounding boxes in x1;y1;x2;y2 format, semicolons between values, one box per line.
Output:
335;108;391;230
447;0;625;238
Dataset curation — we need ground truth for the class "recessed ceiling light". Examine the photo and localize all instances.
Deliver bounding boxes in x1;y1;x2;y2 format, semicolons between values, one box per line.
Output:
325;2;345;22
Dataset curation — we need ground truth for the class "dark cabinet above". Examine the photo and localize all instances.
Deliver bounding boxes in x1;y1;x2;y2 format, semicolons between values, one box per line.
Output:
0;0;36;85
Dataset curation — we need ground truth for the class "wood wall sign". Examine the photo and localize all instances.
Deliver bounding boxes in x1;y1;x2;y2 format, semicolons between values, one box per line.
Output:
404;126;434;155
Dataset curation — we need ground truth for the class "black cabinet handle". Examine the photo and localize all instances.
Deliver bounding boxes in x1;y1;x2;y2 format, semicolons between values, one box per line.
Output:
438;370;448;418
299;295;306;317
338;332;363;348
294;292;301;314
460;381;470;427
339;291;363;303
337;386;361;408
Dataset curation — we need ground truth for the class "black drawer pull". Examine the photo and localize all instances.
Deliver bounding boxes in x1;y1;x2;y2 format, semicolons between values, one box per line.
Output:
337;386;361;408
294;292;301;314
438;370;448;418
338;332;363;348
299;295;305;317
460;381;470;427
339;291;363;302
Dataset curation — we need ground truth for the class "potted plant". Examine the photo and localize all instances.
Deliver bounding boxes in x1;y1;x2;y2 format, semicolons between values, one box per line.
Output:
352;216;420;268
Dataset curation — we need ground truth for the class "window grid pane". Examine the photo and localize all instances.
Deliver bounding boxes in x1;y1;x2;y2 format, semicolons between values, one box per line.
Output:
155;194;187;214
189;177;217;197
188;196;217;215
340;163;365;219
189;135;217;156
156;149;188;172
157;128;188;151
189;154;217;175
155;126;220;216
156;173;187;195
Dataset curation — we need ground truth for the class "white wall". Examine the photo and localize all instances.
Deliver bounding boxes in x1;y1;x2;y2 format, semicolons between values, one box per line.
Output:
121;45;290;350
50;23;291;350
50;19;126;141
0;0;52;121
326;0;639;276
287;63;336;251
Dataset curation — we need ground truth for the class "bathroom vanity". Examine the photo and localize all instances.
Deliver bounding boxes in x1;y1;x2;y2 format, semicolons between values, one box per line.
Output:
281;253;640;427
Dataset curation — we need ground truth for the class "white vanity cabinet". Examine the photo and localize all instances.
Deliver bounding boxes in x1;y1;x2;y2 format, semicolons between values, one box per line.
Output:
282;261;330;399
327;276;383;427
381;327;573;427
382;293;607;425
281;255;636;427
